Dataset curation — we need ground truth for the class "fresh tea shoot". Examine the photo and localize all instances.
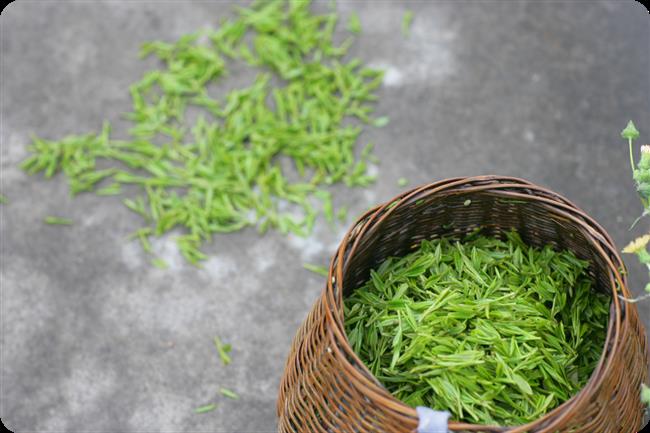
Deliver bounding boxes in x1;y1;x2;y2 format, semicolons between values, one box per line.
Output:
44;216;73;225
219;388;239;400
347;12;362;34
214;336;232;366
344;231;609;426
151;257;169;269
303;263;329;277
194;403;217;414
402;10;414;36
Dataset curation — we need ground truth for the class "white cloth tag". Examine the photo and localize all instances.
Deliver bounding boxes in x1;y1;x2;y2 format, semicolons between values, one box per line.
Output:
416;406;450;433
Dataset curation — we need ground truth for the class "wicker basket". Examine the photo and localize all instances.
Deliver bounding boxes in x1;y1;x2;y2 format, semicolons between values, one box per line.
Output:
277;176;649;433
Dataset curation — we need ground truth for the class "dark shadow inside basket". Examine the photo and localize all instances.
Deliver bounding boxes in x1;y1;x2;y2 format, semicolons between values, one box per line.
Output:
341;190;614;298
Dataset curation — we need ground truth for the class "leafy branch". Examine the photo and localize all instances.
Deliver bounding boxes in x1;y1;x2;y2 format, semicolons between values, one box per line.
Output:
619;120;650;407
620;121;650;302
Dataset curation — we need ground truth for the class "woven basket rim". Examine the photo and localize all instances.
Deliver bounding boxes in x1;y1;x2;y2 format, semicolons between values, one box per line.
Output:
324;175;629;431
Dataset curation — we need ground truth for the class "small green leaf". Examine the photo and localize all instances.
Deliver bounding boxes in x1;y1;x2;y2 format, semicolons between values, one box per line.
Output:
337;206;348;222
44;216;73;225
151;258;169;269
303;263;329;277
347;12;362;34
374;116;390;127
220;388;239;400
402;10;414;36
512;373;533;395
214;336;232;366
194;403;216;414
641;384;650;406
397;178;408;187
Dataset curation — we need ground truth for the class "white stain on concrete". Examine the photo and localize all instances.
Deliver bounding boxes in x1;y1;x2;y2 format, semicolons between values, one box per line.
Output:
63;357;117;415
0;257;57;357
120;231;191;272
363;189;377;204
103;275;217;339
382;66;404;87
249;238;279;273
120;239;146;271
128;392;194;431
202;254;238;279
368;6;457;87
1;133;29;165
53;26;99;76
36;408;69;432
150;235;185;271
286;231;326;261
524;130;536;143
0;133;29;184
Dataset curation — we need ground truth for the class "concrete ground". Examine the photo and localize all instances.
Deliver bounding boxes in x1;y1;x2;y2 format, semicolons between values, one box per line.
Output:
1;1;649;432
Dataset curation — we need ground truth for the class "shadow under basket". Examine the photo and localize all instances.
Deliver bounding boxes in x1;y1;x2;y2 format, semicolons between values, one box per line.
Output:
277;176;649;433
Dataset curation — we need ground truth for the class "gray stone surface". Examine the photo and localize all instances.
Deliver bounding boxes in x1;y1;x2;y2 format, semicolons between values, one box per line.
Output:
1;0;649;432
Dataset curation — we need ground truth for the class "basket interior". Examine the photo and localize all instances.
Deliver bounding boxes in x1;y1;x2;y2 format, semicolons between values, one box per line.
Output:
341;190;614;299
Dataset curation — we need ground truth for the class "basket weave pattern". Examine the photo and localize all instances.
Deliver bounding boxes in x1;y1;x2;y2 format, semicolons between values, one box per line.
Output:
277;176;648;433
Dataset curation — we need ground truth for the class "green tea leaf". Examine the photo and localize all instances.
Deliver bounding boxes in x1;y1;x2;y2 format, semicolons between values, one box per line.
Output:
347;12;362;34
194;403;216;414
220;388;239;400
151;257;169;269
402;11;414;36
374;116;390;127
214;336;232;366
641;384;650;406
303;263;329;277
44;216;73;225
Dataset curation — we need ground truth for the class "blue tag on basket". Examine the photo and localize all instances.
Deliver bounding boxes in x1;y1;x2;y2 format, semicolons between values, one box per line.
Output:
416;407;450;433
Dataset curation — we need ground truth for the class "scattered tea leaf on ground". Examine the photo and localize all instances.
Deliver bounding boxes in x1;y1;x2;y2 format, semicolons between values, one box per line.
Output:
348;12;361;34
151;257;169;269
194;403;217;414
44;216;73;225
641;384;650;406
402;10;414;36
303;263;329;276
21;0;386;264
214;336;232;366
220;388;239;400
374;116;390;127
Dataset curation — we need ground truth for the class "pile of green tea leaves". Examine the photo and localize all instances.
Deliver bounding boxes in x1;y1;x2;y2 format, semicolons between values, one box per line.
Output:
21;0;384;264
344;231;610;426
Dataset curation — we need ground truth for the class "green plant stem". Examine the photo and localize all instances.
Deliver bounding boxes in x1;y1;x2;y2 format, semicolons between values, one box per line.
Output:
630;138;636;173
